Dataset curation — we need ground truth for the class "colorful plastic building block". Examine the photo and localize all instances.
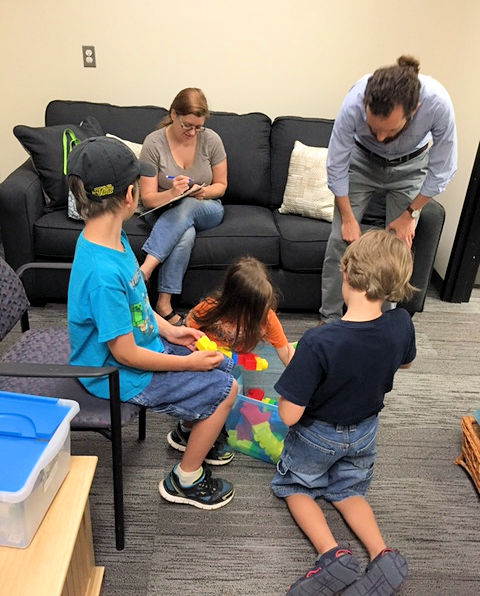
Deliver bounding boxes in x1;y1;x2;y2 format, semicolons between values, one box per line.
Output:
247;388;265;401
246;388;278;405
195;338;268;371
233;353;268;371
240;402;271;426
217;346;233;357
226;393;288;464
227;430;255;451
195;336;218;352
250;421;284;462
238;402;283;461
236;419;253;440
227;430;267;460
261;397;277;405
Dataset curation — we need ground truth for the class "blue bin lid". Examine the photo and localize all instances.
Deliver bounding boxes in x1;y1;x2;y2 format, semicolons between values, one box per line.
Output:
0;392;72;493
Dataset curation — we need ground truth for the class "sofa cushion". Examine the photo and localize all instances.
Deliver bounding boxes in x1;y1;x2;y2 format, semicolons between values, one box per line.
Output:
46;100;168;144
279;141;334;222
207;112;271;208
34;205;279;268
270;269;322;311
271;116;334;209
274;210;331;272
34;211;83;260
14;116;104;211
189;205;279;267
34;211;151;262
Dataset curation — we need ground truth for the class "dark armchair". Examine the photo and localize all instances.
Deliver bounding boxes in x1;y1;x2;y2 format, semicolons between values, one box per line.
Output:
0;258;147;550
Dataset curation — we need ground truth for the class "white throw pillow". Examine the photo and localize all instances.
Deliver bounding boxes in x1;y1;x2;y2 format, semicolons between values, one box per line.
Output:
106;135;144;214
279;140;334;222
106;133;142;158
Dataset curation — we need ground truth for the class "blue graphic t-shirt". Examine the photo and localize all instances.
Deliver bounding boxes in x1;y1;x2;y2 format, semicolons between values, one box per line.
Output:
68;230;163;401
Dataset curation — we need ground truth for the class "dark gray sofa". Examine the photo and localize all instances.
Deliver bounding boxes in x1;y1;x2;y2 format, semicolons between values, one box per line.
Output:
0;99;445;313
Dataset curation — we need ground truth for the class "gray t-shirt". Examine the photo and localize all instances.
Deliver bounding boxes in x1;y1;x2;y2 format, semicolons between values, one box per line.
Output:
140;127;226;191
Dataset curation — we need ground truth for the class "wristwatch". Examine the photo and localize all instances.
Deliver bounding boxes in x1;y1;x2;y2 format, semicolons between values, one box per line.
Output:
406;204;421;219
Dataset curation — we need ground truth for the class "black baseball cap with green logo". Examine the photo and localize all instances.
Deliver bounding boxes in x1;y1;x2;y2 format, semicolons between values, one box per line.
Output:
67;136;156;202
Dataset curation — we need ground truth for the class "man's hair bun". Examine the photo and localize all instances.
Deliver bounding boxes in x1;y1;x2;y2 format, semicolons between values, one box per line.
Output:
397;55;420;74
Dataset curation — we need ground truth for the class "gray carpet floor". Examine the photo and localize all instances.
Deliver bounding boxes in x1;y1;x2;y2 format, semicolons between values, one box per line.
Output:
2;287;480;595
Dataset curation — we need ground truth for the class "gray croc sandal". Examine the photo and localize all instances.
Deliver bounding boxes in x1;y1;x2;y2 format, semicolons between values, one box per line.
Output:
287;545;359;595
343;548;408;595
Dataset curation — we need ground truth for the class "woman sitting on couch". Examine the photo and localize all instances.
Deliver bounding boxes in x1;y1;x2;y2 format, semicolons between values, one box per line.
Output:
139;87;227;325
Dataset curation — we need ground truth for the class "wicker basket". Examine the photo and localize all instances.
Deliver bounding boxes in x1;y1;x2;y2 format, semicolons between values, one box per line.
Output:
454;416;480;493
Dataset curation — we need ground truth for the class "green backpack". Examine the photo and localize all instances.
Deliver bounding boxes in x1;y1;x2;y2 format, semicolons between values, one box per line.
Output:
62;128;83;220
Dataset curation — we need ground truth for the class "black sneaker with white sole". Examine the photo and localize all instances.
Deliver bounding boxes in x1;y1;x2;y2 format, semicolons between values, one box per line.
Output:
159;466;234;510
167;422;235;465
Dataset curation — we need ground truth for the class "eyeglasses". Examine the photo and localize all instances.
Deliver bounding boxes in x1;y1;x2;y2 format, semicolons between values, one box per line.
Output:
177;115;205;133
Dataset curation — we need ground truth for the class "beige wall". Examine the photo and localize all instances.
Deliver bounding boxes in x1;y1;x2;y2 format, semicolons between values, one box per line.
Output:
1;0;479;279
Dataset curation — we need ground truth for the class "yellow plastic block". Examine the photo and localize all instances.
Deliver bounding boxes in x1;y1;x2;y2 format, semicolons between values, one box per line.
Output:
255;357;268;371
251;422;283;460
195;336;218;351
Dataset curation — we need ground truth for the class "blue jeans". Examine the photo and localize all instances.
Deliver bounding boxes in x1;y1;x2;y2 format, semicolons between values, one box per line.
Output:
271;414;378;502
129;339;234;421
143;198;224;294
320;145;429;320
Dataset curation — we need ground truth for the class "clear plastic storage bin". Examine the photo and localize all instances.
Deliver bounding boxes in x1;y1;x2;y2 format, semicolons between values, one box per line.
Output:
0;391;79;548
226;384;288;464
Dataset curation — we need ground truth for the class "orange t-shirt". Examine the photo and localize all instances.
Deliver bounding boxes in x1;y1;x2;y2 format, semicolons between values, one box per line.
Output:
185;299;288;351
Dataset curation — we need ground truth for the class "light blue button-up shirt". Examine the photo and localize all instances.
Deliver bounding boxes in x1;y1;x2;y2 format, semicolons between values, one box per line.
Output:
326;73;457;198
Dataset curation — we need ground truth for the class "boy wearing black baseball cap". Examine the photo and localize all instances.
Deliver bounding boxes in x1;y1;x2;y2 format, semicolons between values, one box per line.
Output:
67;137;237;510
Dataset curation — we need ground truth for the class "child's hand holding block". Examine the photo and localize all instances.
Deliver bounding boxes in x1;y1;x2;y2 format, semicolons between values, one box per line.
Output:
195;338;268;371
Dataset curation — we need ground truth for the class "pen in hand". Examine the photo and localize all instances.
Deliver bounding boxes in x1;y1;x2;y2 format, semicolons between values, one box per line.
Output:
166;175;193;183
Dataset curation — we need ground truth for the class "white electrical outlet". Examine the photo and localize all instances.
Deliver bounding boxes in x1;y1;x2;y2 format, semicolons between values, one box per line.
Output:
82;45;96;68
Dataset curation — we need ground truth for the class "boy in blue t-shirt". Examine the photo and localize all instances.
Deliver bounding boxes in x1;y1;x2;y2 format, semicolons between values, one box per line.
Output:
67;137;237;510
272;230;416;595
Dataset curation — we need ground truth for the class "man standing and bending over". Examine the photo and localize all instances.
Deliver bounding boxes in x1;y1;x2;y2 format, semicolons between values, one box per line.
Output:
320;55;457;323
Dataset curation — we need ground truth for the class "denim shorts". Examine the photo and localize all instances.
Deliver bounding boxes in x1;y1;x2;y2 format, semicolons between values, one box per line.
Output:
129;339;235;421
271;414;378;502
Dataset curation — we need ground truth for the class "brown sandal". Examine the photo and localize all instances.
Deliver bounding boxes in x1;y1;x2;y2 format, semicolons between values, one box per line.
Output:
161;310;185;326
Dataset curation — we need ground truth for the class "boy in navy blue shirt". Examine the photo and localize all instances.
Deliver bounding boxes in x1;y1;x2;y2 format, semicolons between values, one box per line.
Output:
272;230;416;595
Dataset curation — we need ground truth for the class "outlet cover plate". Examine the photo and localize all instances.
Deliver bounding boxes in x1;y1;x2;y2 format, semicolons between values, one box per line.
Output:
82;45;96;68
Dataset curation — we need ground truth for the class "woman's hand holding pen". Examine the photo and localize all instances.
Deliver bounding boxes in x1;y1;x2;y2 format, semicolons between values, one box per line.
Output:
166;175;208;200
166;175;192;197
